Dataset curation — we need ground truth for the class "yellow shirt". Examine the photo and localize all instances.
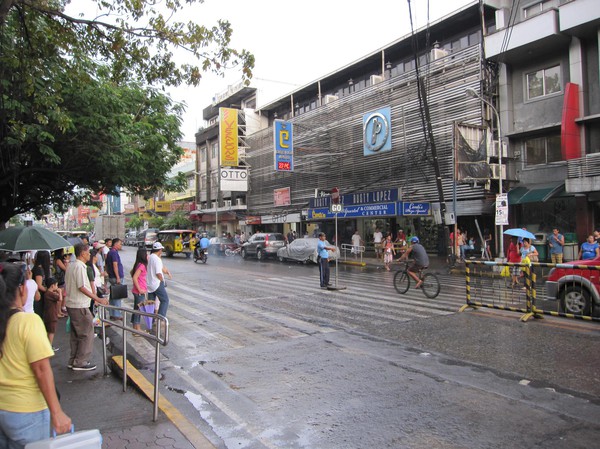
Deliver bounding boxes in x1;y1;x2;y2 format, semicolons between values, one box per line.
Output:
0;312;53;412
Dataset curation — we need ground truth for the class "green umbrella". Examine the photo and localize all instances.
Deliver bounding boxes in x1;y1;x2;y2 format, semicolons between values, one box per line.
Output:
0;226;71;253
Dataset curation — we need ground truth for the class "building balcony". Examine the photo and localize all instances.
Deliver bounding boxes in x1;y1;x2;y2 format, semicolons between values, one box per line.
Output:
560;0;600;37
485;9;569;63
566;153;600;193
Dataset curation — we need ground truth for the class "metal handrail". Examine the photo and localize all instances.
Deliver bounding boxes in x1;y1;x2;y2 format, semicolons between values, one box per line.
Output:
341;243;364;263
97;304;169;421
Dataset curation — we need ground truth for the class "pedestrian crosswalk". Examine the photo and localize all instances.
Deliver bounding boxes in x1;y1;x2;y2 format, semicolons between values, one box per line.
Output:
156;268;470;356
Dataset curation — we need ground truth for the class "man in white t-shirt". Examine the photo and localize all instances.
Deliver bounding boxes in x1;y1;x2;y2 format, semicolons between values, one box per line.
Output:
373;228;383;260
147;242;172;318
351;230;363;259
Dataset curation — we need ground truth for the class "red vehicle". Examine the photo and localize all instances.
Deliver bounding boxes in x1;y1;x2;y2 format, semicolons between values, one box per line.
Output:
544;257;600;316
208;237;238;256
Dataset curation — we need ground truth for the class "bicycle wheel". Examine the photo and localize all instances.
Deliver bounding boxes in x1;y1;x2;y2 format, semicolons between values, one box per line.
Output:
422;273;440;298
394;270;410;294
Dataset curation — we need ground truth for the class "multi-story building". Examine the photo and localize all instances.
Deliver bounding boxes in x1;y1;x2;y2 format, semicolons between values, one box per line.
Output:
243;1;503;253
486;0;600;254
192;82;263;236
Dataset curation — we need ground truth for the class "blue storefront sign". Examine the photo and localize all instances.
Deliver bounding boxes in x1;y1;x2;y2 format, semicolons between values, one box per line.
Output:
400;202;430;215
309;188;398;209
308;203;396;220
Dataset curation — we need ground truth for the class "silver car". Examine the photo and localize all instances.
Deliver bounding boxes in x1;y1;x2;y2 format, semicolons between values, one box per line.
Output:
277;237;340;264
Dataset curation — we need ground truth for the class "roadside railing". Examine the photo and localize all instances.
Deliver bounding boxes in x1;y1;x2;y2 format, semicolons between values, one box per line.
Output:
341;243;365;263
97;304;169;421
461;261;600;322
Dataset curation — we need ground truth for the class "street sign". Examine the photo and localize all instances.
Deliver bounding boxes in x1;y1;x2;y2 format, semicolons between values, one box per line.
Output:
330;203;343;214
495;193;509;225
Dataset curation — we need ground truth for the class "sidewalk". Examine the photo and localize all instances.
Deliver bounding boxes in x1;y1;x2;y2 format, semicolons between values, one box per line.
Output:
51;318;201;448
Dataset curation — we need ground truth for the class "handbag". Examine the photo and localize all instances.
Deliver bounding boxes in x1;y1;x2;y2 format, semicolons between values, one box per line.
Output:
110;283;128;300
500;265;510;277
25;427;102;448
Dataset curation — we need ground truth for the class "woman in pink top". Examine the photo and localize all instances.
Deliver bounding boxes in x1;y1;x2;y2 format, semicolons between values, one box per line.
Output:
130;249;148;333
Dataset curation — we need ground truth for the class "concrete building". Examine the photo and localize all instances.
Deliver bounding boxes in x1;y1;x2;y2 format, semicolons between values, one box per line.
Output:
486;0;600;258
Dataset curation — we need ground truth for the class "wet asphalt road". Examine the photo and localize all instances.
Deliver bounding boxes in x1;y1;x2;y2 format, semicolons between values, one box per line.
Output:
115;246;600;449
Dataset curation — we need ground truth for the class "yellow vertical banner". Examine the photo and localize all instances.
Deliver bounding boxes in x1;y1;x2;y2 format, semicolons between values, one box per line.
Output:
219;108;238;167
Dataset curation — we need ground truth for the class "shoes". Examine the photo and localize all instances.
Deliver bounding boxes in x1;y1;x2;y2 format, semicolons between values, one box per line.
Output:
415;281;423;289
52;346;60;352
72;362;97;371
67;363;73;369
320;286;328;289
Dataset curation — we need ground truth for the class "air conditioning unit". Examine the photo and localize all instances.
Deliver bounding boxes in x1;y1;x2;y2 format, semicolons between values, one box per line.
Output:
370;75;383;85
236;198;244;206
211;201;217;209
323;94;338;105
489;164;506;180
431;48;449;61
224;199;232;207
489;140;507;159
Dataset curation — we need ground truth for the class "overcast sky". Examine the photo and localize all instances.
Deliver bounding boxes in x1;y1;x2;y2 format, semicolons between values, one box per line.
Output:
72;0;475;142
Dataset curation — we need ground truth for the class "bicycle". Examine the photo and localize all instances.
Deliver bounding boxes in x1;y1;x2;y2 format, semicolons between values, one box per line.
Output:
393;261;440;298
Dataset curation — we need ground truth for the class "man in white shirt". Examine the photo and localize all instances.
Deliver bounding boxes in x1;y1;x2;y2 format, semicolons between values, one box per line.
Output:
351;230;363;259
147;242;172;318
373;228;383;260
65;243;108;371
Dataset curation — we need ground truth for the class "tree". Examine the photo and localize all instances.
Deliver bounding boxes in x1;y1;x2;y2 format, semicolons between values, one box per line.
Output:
0;1;254;225
126;216;142;230
163;210;192;230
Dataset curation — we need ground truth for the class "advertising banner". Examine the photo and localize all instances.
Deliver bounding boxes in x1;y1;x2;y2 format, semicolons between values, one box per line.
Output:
363;106;392;156
219;108;238;167
496;193;509;225
274;187;291;206
220;168;248;192
274;120;294;171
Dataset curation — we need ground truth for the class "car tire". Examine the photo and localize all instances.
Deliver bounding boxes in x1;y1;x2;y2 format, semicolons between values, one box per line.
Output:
278;256;285;263
256;248;264;261
241;248;247;259
560;285;592;316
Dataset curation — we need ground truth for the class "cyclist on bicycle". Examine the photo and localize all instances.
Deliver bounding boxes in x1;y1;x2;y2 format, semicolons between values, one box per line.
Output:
399;236;429;289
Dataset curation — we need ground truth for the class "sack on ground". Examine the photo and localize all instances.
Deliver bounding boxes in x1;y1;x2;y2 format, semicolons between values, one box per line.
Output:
110;284;128;300
500;265;510;277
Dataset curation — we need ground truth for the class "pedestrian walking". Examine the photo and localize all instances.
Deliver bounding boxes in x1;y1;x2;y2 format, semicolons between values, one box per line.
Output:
147;242;172;323
351;230;363;258
130;248;148;334
383;234;396;271
317;233;335;289
373;227;383;260
507;236;522;288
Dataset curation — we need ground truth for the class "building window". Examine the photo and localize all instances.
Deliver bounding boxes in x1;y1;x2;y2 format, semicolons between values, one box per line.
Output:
526;65;561;100
211;142;218;159
523;0;557;19
524;135;561;166
200;147;206;162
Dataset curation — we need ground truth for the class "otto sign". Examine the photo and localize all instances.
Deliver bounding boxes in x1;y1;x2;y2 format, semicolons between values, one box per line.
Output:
220;168;248;192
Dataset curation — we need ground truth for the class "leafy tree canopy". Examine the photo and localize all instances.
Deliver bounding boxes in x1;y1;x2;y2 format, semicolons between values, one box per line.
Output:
0;0;254;225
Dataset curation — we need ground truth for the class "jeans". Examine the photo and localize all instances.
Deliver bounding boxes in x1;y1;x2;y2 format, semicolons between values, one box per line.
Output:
131;293;145;325
318;257;330;287
148;281;169;317
108;278;123;318
0;408;50;448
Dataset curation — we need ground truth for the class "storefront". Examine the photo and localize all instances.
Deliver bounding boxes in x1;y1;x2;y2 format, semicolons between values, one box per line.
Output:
306;188;440;251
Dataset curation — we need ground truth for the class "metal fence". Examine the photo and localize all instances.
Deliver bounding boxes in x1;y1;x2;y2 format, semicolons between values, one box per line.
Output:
461;261;600;322
97;304;169;421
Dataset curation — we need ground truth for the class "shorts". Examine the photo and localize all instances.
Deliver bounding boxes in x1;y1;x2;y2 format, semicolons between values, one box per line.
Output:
408;263;427;273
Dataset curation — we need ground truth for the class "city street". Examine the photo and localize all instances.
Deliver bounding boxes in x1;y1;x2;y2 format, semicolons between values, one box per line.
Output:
115;246;600;449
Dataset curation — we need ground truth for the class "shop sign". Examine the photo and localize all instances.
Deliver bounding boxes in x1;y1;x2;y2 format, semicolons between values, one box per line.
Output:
262;213;301;224
400;202;430;216
274;120;294;172
496;193;509;225
219;107;239;167
274;187;291;206
245;215;262;225
309;188;397;208
308;203;396;220
363;107;392;156
220;168;248;192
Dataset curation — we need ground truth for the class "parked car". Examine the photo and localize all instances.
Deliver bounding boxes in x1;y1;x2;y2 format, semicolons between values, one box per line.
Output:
136;228;159;249
241;233;286;260
208;237;238;256
156;229;196;258
124;231;137;246
544;256;600;316
277;237;339;264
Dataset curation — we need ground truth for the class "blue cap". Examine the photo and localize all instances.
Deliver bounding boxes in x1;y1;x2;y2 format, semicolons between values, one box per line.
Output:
410;236;419;243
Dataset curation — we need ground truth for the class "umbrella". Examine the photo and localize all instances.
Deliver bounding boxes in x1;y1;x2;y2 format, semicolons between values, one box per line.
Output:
0;226;71;253
503;228;536;240
66;237;84;247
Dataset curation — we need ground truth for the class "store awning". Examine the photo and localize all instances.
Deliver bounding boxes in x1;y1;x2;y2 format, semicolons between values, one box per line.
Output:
509;182;565;205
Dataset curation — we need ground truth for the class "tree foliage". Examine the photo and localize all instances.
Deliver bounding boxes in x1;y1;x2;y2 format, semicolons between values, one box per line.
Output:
0;0;254;225
162;210;191;230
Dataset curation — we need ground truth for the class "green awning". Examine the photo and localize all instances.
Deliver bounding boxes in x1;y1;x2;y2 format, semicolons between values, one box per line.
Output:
508;187;528;205
511;183;564;205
